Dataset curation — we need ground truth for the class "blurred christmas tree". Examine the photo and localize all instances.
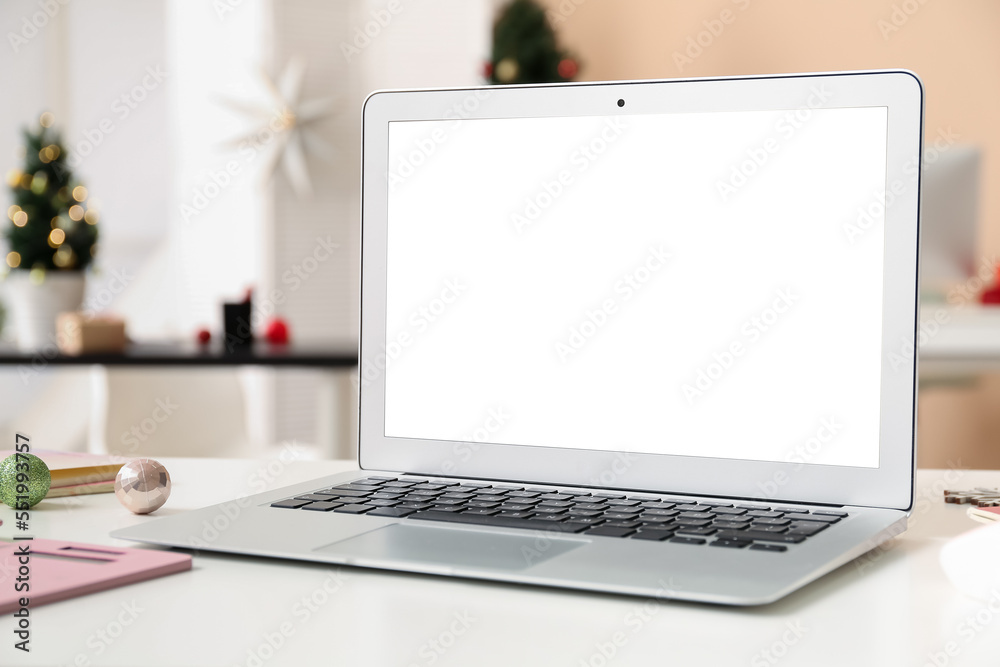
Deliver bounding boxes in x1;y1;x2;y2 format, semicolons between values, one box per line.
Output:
5;112;98;273
486;0;579;85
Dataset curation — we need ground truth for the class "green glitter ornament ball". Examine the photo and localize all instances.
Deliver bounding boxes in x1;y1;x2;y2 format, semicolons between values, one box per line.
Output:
0;453;51;508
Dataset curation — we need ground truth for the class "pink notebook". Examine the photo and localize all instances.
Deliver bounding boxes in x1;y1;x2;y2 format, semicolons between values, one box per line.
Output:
0;538;191;613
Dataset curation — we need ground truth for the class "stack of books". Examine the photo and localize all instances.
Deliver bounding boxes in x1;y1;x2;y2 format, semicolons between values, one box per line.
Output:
0;450;129;498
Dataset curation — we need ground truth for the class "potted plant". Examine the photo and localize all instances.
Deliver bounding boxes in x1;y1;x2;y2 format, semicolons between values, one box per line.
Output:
4;112;99;350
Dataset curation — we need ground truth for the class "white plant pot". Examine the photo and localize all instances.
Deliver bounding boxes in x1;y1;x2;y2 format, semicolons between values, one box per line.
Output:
4;271;86;351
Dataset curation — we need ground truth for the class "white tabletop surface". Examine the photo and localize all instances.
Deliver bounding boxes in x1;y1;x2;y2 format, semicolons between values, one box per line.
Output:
2;458;999;667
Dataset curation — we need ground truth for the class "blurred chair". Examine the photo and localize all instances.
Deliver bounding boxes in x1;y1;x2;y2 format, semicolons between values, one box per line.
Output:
91;368;252;458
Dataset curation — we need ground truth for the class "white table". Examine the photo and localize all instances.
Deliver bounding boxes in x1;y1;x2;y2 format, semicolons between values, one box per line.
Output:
2;459;998;667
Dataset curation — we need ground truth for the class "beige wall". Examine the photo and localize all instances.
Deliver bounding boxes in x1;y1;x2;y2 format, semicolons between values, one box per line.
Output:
539;0;1000;467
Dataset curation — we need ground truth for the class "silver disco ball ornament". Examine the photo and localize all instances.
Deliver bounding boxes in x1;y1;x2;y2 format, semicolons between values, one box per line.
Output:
114;458;171;514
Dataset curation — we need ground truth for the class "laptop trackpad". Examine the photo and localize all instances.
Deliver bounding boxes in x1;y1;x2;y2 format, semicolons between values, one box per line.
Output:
315;524;585;572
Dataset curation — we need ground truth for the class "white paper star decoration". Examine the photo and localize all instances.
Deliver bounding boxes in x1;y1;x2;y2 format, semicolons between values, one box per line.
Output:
217;56;337;197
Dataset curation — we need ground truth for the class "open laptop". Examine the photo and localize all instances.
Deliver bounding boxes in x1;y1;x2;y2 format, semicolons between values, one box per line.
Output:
114;69;923;606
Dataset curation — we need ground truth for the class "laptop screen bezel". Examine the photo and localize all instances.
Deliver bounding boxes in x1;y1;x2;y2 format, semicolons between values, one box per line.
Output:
358;70;922;511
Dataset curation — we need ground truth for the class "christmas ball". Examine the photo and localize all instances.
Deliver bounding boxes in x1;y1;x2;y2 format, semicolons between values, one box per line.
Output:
558;58;578;80
196;328;211;344
495;58;519;83
0;453;51;508
115;458;171;515
264;317;290;344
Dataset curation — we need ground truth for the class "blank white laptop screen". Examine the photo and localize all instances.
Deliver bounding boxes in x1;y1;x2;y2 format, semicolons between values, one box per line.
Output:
383;107;888;469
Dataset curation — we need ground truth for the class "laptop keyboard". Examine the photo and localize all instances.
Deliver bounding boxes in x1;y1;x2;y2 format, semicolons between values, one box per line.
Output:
270;476;848;552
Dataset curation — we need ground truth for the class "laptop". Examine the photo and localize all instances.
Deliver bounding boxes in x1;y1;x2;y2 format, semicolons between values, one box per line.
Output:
114;69;923;606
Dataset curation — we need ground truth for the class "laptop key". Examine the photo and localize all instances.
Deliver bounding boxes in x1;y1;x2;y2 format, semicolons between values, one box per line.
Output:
295;494;335;502
564;517;605;526
783;513;841;523
604;499;640;507
712;507;747;516
271;499;312;509
533;514;568;522
716;530;806;544
366;499;400;507
673;518;712;527
674;527;716;536
745;510;782;518
813;510;849;518
749;543;788;552
497;511;535;519
463;507;500;515
593;493;626;499
603;512;640;521
669;537;706;545
677;512;714;520
713;520;751;530
638;515;673;523
642;508;678;516
749;524;787;533
319;489;370;498
753;518;791;526
585;526;636;537
397;502;433;510
573;503;606;511
602;521;641;529
630;530;673;541
567;509;602;518
334;484;382;492
366;507;417;518
370;492;407;499
333;504;375;514
711;539;751;549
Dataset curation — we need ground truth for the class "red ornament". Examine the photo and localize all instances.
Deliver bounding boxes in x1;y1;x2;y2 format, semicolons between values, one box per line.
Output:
264;318;290;344
483;61;494;80
557;58;578;80
981;266;1000;305
196;328;211;344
